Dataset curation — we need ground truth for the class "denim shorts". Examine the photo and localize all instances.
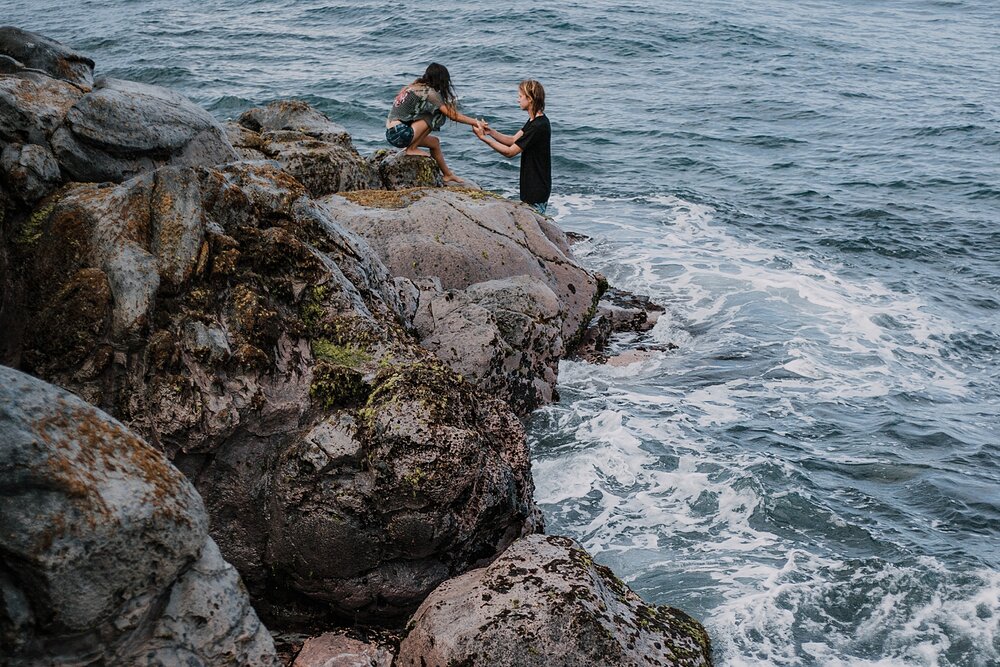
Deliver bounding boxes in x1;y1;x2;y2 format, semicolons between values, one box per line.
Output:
386;122;414;148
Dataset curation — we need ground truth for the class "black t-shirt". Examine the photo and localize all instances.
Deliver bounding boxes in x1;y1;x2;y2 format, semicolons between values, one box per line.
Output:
515;114;551;204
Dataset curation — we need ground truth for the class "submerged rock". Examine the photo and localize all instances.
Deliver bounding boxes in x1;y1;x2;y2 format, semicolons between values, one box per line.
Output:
0;365;276;666
573;285;669;364
397;534;712;667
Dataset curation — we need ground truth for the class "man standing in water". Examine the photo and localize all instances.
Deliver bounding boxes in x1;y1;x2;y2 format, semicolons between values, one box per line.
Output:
473;80;551;215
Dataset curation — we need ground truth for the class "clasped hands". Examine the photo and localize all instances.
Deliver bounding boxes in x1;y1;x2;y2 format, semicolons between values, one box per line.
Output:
472;119;492;141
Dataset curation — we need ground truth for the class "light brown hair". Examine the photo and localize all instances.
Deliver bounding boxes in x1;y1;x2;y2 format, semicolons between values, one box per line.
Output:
520;79;545;114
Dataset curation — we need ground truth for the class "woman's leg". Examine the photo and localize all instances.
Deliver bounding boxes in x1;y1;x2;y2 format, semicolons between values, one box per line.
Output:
405;119;462;183
404;120;432;157
419;134;463;183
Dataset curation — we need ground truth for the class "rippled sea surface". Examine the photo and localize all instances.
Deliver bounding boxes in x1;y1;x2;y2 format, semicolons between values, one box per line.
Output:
6;1;999;663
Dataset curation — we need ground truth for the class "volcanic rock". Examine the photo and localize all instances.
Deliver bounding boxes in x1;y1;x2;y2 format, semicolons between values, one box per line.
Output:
4;160;540;627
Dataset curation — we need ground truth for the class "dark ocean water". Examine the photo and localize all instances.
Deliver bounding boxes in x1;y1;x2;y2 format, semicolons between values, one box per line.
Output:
5;1;999;664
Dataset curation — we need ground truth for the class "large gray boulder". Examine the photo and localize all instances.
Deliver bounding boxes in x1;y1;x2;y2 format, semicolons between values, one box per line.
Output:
0;365;276;666
321;188;600;349
320;188;599;411
227;100;380;196
0;26;95;90
1;30;238;203
51;76;238;182
397;534;712;667
5;160;540;628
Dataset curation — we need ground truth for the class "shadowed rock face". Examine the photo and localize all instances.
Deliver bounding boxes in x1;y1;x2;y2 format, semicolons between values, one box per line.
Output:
4;160;540;628
0;365;276;666
397;534;712;667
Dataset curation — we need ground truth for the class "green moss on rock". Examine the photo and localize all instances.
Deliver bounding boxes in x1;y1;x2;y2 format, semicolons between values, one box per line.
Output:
310;361;370;409
311;339;371;367
15;201;56;246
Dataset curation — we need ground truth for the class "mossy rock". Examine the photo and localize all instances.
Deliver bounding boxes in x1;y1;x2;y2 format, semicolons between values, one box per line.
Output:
310;361;370;409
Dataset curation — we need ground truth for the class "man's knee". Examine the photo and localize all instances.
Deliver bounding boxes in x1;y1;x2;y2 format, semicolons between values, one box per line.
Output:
424;135;440;148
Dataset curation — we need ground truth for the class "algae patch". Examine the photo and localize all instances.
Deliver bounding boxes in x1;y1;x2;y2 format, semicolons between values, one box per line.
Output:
341;188;429;209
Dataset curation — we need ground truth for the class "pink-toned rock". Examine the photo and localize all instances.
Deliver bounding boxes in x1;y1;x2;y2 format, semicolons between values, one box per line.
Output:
293;632;393;667
321;188;599;347
397;534;712;667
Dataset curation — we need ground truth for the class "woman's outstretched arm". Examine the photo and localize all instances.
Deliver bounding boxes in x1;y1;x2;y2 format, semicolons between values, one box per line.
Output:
440;104;486;127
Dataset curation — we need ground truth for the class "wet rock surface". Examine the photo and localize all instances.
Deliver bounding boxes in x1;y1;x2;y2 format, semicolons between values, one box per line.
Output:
573;285;671;364
0;365;276;666
397;534;711;667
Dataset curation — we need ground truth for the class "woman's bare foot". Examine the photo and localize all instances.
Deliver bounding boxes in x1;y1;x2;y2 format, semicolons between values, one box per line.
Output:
443;173;465;184
404;147;431;157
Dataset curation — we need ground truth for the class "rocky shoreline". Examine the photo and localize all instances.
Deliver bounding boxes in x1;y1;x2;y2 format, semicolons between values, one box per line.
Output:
0;27;711;666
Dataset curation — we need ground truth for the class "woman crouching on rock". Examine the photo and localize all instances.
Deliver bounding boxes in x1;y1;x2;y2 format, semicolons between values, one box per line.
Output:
385;63;486;184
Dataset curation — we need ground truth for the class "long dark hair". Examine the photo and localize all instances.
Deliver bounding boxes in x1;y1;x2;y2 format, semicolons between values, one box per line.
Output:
416;63;456;107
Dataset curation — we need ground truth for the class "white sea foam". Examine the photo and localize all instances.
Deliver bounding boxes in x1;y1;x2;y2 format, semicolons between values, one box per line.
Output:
532;192;996;665
551;192;967;405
